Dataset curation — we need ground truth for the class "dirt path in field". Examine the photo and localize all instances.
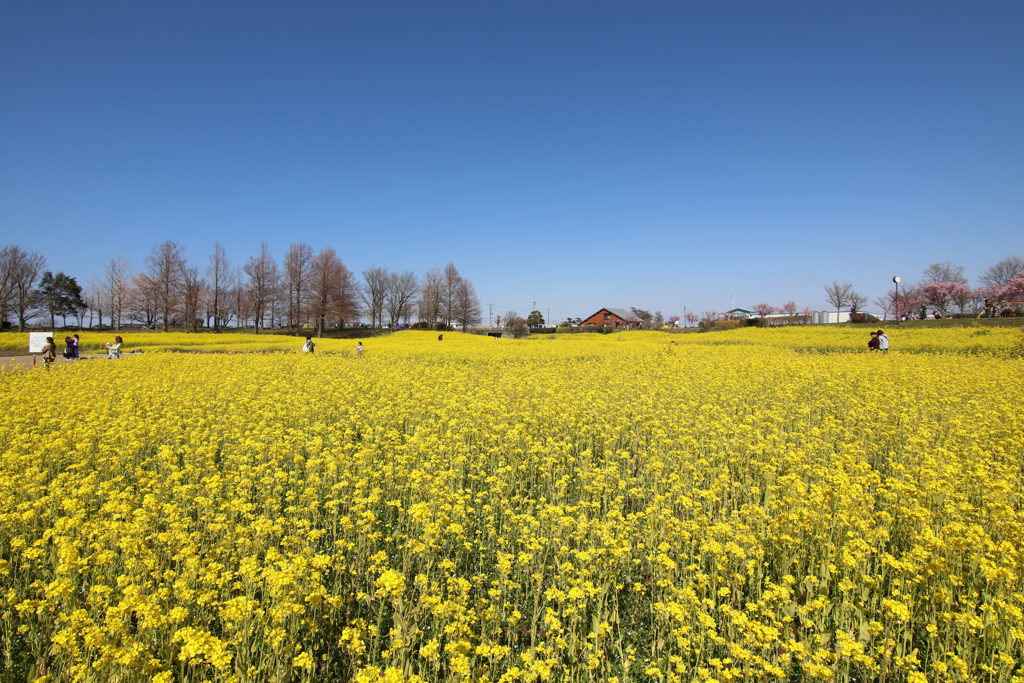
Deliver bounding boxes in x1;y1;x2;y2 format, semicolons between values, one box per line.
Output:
0;353;131;371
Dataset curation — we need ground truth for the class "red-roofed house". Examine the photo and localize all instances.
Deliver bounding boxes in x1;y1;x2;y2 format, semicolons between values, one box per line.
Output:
579;308;639;328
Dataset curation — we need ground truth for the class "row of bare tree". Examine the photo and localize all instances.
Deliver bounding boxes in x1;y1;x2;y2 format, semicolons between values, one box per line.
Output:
1;241;482;334
85;241;364;335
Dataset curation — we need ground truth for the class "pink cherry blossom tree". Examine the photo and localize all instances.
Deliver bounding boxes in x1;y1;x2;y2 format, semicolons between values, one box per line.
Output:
1001;272;1024;300
923;281;971;317
885;284;924;320
983;272;1024;314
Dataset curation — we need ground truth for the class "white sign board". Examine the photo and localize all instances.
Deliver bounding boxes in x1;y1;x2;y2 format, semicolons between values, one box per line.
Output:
28;332;54;353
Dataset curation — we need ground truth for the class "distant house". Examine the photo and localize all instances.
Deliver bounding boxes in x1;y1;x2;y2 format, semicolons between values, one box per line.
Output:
580;307;640;328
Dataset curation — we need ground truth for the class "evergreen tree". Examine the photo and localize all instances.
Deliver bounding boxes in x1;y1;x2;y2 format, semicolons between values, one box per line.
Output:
36;271;86;328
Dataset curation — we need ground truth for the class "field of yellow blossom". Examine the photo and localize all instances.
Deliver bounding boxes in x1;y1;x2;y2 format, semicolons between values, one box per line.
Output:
1;328;1022;683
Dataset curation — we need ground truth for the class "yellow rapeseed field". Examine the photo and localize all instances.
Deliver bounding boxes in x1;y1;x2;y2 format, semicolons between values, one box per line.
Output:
1;329;1022;682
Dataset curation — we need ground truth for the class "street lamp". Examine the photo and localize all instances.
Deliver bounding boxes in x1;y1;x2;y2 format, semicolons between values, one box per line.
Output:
893;276;901;325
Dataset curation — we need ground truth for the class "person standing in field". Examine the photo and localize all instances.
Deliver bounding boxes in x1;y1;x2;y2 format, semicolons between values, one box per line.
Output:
41;337;57;369
107;336;123;359
877;330;889;354
302;336;315;353
72;334;80;359
356;341;363;357
62;336;75;360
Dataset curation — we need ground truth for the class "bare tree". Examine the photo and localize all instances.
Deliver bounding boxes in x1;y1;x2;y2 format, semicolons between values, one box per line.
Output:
0;245;18;327
207;242;232;332
823;281;854;316
418;267;444;326
453;279;482;331
385;270;419;329
83;281;104;330
232;273;253;330
923;261;968;286
283;242;314;328
872;295;893;320
978;255;1024;291
145;241;186;332
130;273;161;327
440;263;464;329
181;265;205;332
849;292;868;314
3;247;47;331
333;263;359;330
360;266;389;329
243;242;279;333
309;247;358;336
215;278;238;329
102;255;133;330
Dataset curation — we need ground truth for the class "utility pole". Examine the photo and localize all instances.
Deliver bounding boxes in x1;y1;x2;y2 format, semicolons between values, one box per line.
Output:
489;303;492;328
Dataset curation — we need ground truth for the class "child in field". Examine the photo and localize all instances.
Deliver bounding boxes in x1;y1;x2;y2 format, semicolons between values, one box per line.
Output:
356;342;363;357
868;331;879;352
302;336;315;353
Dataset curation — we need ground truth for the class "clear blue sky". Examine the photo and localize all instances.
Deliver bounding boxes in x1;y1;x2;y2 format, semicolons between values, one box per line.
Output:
3;1;1022;323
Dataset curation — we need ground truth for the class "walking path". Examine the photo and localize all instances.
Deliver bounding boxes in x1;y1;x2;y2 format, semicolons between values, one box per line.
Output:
0;353;124;371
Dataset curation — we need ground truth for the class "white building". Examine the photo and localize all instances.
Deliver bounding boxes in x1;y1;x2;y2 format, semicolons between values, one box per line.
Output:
811;310;852;324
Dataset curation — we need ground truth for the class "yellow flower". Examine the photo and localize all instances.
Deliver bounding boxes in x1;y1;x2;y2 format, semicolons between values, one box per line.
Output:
1;328;1021;681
